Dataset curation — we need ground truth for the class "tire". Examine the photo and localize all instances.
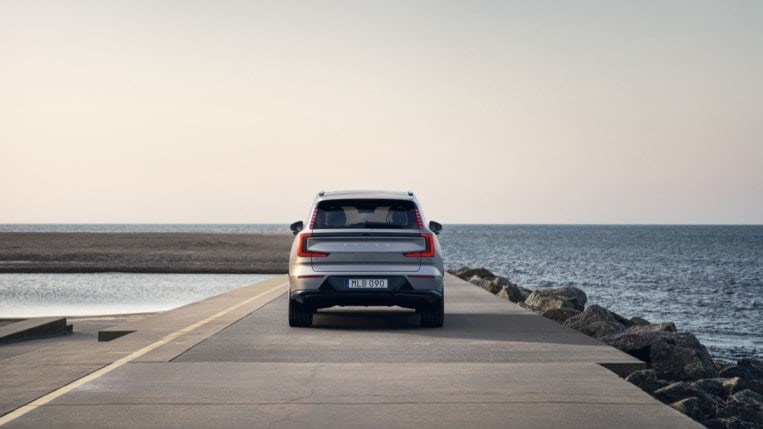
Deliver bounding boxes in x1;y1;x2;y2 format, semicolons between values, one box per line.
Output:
288;299;313;327
420;297;444;328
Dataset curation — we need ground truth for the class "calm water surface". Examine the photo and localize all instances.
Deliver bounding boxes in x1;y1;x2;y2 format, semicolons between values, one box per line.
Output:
0;273;271;317
440;225;762;361
1;223;761;361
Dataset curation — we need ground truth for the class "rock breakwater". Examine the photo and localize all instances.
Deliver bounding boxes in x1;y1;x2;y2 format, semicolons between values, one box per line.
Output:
449;266;763;428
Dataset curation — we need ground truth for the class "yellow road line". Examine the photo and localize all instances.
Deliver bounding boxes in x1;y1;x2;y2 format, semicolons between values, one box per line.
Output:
0;281;288;426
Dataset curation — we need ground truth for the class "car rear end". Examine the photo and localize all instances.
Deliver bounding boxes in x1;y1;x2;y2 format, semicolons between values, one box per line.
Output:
288;191;444;327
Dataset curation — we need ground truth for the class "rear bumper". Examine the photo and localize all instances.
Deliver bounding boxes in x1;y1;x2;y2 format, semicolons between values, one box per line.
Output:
291;289;443;309
289;274;443;309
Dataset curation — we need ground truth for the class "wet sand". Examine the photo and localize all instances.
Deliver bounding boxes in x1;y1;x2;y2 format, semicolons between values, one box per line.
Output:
0;233;292;273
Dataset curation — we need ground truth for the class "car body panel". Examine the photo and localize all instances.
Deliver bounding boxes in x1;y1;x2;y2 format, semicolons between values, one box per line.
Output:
288;190;444;317
308;231;424;272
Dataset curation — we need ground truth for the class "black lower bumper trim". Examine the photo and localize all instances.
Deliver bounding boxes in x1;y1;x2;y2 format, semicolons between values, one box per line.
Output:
290;290;442;309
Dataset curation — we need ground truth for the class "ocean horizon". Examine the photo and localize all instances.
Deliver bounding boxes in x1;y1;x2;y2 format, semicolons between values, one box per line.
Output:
1;223;761;361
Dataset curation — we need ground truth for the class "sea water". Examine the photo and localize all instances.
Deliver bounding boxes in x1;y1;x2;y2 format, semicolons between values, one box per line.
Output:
1;224;760;360
440;225;762;361
0;273;271;317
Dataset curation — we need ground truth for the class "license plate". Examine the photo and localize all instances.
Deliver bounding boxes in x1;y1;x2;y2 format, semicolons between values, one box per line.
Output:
344;279;388;289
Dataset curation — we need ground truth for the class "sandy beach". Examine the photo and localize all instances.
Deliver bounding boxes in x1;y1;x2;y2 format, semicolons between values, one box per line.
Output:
0;233;292;273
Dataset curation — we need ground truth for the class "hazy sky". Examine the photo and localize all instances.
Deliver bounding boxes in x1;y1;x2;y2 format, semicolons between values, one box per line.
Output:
1;1;761;224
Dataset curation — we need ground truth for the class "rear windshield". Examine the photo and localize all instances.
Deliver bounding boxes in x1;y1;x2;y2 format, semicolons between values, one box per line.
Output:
313;199;419;229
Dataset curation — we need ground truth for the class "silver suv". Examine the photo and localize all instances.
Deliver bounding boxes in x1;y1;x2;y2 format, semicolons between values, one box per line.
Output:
288;190;444;328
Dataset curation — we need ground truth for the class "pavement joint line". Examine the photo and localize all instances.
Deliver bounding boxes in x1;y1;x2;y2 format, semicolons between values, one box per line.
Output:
0;281;288;426
35;400;658;407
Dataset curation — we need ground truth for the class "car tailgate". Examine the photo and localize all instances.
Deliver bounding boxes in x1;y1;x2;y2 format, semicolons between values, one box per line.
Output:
307;231;423;272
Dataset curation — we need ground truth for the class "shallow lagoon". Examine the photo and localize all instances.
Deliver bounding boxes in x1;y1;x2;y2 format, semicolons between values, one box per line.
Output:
0;273;271;317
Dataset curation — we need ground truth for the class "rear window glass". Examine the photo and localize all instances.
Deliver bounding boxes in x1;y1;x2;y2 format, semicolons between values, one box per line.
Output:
313;199;419;229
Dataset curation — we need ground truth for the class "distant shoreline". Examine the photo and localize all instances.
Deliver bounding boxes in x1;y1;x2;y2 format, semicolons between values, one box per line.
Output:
0;233;292;274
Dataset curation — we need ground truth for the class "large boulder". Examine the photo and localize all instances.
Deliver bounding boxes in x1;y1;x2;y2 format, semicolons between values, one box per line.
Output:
516;301;543;314
731;379;763;397
656;379;763;427
655;380;723;404
468;275;519;295
449;267;496;281
729;388;763;406
693;378;737;400
670;397;710;422
496;282;532;303
715;389;763;427
563;304;629;338
541;308;582;323
655;382;721;421
629;316;651;326
468;276;501;294
625;322;677;333
651;340;720;382
602;331;719;381
719;359;763;381
525;286;587;312
625;369;662;395
702;417;753;429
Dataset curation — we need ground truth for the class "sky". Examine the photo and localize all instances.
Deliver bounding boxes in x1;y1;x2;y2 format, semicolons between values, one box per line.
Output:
1;1;761;224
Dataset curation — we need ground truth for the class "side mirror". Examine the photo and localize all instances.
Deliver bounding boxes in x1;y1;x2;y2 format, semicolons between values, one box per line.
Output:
289;221;303;235
429;221;442;235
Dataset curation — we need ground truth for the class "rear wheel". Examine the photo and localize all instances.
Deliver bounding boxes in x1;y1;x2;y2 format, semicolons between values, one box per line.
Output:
420;298;444;328
289;299;313;327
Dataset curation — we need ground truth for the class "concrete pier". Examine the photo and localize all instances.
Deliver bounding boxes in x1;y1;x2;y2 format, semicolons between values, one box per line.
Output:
0;275;701;428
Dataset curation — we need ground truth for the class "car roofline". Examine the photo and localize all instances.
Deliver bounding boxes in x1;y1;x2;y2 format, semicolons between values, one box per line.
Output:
315;190;416;202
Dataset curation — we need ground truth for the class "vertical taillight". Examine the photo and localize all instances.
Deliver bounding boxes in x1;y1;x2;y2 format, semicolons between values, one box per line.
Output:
297;233;329;257
414;208;424;230
308;208;319;229
404;233;435;258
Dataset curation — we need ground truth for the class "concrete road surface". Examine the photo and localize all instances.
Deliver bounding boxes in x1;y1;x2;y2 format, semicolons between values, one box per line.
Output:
0;275;701;428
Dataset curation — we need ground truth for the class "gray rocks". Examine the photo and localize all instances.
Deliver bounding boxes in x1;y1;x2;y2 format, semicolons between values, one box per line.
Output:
730;388;763;406
450;266;763;428
715;389;763;427
602;331;718;381
734;379;763;397
496;284;531;303
541;308;581;323
629;316;651;326
468;276;500;294
525;286;587;312
451;266;531;303
452;266;585;312
563;305;629;338
670;397;709;422
629;359;763;428
655;381;722;407
720;358;763;381
648;374;763;428
651;378;763;427
651;338;719;382
625;369;663;395
470;275;521;296
449;267;496;281
693;378;737;399
625;322;677;333
703;416;753;429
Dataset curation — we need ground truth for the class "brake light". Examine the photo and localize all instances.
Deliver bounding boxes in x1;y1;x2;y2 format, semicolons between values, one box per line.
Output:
414;208;424;229
297;233;329;257
308;208;319;229
404;233;435;258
